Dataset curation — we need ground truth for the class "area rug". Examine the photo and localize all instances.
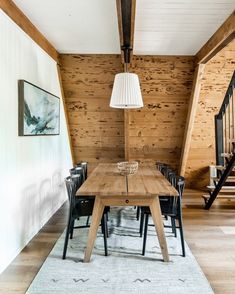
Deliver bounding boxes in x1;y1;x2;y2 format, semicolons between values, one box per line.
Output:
26;207;214;294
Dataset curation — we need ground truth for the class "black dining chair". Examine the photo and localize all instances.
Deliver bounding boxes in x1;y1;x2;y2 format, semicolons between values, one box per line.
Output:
156;163;169;174
142;170;177;236
140;176;186;257
62;174;109;259
75;161;88;180
69;166;88;229
70;166;85;182
156;162;167;171
138;163;171;222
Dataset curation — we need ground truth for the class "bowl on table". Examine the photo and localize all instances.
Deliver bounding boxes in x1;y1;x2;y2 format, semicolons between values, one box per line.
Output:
117;161;138;175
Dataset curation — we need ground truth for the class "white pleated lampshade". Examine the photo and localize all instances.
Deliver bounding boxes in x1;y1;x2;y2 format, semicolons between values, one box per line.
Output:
110;73;143;109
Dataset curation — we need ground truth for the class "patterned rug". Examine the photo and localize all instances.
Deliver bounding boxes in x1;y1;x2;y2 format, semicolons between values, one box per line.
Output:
26;207;214;294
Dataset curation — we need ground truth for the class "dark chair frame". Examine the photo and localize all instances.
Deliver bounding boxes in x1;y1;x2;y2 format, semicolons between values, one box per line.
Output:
62;174;109;259
140;176;186;257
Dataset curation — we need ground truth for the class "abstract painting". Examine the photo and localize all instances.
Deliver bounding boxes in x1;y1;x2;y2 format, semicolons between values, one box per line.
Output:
18;80;60;136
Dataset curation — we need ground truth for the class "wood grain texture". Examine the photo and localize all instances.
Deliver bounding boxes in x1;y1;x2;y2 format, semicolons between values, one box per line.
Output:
0;0;58;61
59;54;125;167
77;163;178;197
150;197;169;262
196;11;235;64
78;163;176;262
128;55;195;170
185;40;235;188
59;51;234;189
83;197;104;263
179;64;205;176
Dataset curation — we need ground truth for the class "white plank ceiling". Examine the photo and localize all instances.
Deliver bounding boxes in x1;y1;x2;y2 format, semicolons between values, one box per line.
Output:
12;0;121;54
134;0;235;55
13;0;235;55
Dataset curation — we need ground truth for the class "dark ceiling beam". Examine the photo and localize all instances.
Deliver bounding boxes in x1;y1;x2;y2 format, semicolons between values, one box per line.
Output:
116;0;136;64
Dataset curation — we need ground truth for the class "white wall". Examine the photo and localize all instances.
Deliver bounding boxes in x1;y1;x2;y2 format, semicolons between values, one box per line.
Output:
0;10;72;274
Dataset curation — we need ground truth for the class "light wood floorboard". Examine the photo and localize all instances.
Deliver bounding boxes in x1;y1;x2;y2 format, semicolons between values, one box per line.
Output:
0;189;235;293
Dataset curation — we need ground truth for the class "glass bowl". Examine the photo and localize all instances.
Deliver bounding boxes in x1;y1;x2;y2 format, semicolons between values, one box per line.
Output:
117;161;138;175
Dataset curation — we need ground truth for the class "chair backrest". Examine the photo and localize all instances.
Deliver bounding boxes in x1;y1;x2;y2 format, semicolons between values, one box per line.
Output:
156;163;168;174
76;162;88;180
70;166;85;183
65;174;82;202
156;162;164;170
161;165;170;177
168;171;177;187
160;175;185;216
176;176;185;198
65;175;94;217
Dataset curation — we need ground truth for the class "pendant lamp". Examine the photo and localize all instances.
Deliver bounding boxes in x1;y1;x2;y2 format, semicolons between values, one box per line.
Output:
110;72;143;109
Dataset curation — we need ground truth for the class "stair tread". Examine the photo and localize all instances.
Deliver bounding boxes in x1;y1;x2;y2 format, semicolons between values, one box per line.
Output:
214;166;226;170
213;165;235;171
203;194;235;199
221;153;233;158
207;185;235;191
211;176;235;182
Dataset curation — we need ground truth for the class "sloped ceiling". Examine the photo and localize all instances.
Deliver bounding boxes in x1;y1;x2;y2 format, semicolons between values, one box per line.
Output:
13;0;235;55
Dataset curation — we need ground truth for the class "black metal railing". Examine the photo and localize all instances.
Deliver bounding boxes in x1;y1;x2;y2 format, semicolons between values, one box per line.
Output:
215;71;235;166
205;71;235;209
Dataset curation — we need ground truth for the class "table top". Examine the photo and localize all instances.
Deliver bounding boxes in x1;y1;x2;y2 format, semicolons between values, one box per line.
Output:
76;163;178;197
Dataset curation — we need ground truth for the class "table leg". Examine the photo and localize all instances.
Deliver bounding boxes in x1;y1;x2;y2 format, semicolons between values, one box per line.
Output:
149;197;169;262
84;197;104;263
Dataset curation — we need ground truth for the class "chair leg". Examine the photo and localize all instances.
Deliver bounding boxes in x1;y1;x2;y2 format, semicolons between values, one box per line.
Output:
171;217;174;233
136;206;140;220
101;214;108;256
139;210;144;237
86;216;90;226
171;217;177;237
104;212;109;238
62;215;72;260
70;220;75;239
178;213;186;257
142;214;149;256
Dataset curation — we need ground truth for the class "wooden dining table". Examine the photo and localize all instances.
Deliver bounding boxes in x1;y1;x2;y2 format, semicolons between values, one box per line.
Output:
76;163;178;262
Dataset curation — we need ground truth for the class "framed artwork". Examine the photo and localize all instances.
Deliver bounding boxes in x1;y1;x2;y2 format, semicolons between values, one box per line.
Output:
18;80;60;136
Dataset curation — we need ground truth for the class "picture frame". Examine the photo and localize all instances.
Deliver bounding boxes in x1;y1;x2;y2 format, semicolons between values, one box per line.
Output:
18;80;60;136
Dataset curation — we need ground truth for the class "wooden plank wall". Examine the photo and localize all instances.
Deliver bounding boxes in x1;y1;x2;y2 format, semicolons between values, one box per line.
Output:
185;40;235;188
59;52;234;188
60;54;195;172
128;56;195;170
59;55;124;171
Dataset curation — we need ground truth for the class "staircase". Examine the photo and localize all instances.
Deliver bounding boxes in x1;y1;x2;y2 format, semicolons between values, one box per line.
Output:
203;71;235;209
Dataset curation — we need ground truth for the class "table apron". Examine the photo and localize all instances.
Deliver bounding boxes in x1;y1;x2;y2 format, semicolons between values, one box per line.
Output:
99;195;156;206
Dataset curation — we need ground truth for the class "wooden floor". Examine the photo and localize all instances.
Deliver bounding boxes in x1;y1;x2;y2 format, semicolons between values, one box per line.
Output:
0;189;235;293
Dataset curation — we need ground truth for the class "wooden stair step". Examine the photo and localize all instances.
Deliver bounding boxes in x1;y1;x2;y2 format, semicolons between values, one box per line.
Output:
211;176;235;182
221;153;233;158
207;190;235;194
213;165;235;171
214;165;226;170
203;194;235;200
207;186;235;192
